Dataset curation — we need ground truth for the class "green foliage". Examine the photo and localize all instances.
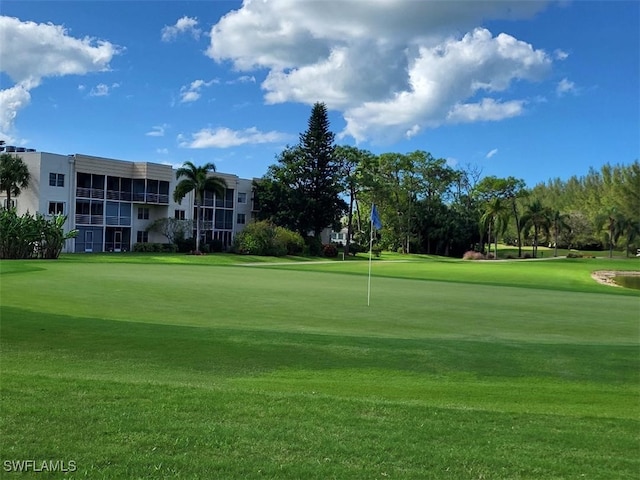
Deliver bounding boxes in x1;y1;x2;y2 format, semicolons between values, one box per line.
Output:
0;153;30;207
132;243;177;253
255;103;347;237
173;161;226;253
0;209;76;259
304;235;323;256
274;226;304;255
532;161;639;256
233;220;303;256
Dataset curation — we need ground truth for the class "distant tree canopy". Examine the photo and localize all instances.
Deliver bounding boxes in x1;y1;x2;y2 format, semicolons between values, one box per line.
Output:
254;103;637;258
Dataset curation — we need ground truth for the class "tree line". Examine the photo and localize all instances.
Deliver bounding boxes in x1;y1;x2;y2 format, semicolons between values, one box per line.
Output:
1;103;637;259
255;103;639;258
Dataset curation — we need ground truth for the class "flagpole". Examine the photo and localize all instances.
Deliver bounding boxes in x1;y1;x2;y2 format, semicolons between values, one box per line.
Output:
367;204;374;306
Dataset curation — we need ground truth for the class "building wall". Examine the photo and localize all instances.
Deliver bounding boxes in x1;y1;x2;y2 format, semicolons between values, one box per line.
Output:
1;151;256;253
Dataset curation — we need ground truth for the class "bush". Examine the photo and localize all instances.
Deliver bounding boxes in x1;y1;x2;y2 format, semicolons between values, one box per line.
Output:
233;221;303;256
207;239;224;253
132;243;177;253
0;209;77;259
305;236;323;257
347;242;362;256
176;237;196;253
322;243;338;257
275;227;304;255
462;250;485;260
371;246;382;257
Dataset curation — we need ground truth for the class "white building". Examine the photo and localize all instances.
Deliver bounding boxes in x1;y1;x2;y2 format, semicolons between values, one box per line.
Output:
5;151;256;253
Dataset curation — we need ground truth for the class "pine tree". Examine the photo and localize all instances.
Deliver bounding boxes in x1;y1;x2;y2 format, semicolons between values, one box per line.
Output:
256;102;346;240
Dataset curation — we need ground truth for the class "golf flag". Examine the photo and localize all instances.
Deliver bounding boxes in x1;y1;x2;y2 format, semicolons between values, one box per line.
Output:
371;204;382;230
367;203;382;306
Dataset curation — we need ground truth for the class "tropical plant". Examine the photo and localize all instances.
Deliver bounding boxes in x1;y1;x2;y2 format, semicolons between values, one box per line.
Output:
481;197;509;259
521;200;551;258
595;209;626;258
173;161;226;253
549;210;571;257
0;153;30;209
0;209;76;259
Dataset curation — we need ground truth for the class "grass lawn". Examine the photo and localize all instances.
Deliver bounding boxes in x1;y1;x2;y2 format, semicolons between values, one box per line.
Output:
1;254;639;479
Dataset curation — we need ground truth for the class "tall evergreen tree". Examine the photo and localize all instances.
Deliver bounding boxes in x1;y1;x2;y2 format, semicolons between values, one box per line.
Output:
256;102;346;240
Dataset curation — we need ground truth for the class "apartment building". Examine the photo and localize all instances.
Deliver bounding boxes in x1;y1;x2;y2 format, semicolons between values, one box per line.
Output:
7;151;256;253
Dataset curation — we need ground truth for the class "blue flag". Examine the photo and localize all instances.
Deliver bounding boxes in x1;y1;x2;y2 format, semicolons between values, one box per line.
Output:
371;204;382;230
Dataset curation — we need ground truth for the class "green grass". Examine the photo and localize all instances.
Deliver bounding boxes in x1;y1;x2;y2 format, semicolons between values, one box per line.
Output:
1;254;639;479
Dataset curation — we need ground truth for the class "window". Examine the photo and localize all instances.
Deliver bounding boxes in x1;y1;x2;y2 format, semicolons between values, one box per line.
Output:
48;202;64;215
237;192;247;204
237;213;246;225
136;231;148;243
175;209;185;220
49;173;64;187
137;207;149;220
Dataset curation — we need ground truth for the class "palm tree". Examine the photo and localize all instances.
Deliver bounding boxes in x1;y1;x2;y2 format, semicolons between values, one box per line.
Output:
549;210;570;257
0;153;31;209
521;200;551;258
596;209;626;259
173;161;226;253
481;197;509;259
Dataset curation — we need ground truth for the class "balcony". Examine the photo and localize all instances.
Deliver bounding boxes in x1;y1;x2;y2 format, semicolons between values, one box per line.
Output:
76;187;105;199
75;214;104;225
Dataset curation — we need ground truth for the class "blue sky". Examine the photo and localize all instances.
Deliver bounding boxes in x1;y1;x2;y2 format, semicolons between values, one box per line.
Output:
1;1;638;187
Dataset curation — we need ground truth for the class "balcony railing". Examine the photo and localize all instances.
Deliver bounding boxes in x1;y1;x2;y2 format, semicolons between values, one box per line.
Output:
106;190;133;201
105;216;132;226
75;214;104;225
76;187;105;199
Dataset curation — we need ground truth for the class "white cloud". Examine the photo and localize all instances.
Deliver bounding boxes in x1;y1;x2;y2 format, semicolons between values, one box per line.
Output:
161;16;201;42
554;49;569;60
207;0;554;143
179;79;217;103
89;82;119;97
0;83;31;141
226;75;256;85
179;127;291;149
556;77;577;96
486;148;498;159
0;16;121;135
146;124;169;137
156;148;169;155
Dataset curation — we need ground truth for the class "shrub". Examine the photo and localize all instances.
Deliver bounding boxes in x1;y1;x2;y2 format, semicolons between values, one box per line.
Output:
207;239;224;253
305;236;323;257
462;250;485;260
0;209;77;259
347;242;362;256
132;243;177;253
322;243;338;257
176;237;196;253
371;246;382;257
275;227;304;255
233;221;302;256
